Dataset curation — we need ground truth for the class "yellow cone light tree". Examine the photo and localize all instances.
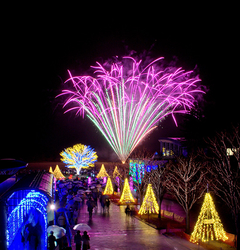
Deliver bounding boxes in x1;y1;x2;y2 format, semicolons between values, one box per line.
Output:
138;184;159;215
49;166;54;174
190;192;228;243
53;165;65;179
103;177;114;195
96;164;109;178
113;166;122;179
119;178;135;204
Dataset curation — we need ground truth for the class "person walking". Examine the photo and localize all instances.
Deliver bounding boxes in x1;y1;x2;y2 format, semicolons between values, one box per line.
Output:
48;231;56;250
82;231;90;250
86;198;94;218
105;198;110;213
125;205;130;216
74;230;82;250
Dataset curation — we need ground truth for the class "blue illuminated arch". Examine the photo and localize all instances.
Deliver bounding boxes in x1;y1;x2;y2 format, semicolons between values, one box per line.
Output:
7;190;49;250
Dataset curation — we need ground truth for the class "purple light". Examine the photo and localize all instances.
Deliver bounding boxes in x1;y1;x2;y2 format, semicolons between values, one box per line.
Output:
88;176;91;185
58;56;204;163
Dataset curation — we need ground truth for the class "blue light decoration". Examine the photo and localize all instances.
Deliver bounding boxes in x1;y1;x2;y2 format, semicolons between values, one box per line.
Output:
7;190;49;250
129;160;145;184
129;159;165;184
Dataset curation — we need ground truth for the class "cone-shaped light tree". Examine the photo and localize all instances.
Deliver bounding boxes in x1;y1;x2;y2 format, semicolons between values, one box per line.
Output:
96;164;109;178
49;166;54;174
138;184;159;215
60;143;98;175
190;192;228;243
53;165;65;179
119;178;135;204
103;177;114;195
113;166;122;179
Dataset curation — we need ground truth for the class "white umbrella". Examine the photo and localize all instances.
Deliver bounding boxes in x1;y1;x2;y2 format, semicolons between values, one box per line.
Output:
73;223;91;231
84;190;91;193
47;225;66;239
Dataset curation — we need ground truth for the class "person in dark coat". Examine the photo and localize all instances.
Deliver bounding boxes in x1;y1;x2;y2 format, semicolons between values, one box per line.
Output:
86;198;94;218
125;205;130;216
105;198;110;213
82;231;90;250
74;230;82;250
48;231;56;250
21;208;43;250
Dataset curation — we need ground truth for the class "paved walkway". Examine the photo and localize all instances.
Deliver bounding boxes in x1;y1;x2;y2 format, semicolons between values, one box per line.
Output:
70;201;206;250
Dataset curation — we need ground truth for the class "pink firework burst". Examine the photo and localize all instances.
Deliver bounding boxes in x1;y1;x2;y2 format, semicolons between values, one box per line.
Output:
58;56;204;163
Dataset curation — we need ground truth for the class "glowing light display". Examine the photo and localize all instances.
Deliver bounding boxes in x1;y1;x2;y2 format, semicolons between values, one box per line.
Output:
60;143;98;175
7;190;49;249
129;159;145;184
190;193;228;243
59;57;204;163
49;166;54;174
138;183;159;215
96;164;109;178
113;166;122;179
119;178;135;204
103;177;114;195
53;165;65;179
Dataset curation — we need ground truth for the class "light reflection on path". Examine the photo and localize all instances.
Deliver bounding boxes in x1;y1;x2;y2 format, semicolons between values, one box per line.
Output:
76;202;205;250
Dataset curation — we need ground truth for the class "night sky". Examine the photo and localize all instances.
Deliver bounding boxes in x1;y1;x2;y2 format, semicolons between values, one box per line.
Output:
1;4;238;162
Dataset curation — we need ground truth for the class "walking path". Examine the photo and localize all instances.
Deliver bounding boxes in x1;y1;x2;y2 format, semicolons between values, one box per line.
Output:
70;201;207;250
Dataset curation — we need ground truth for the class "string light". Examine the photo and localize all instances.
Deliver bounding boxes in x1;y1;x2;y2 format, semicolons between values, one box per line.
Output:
129;159;145;184
119;178;135;204
60;143;98;175
7;190;49;249
113;166;122;179
190;192;228;243
96;164;109;178
103;177;114;195
138;184;159;215
49;166;54;174
53;165;65;179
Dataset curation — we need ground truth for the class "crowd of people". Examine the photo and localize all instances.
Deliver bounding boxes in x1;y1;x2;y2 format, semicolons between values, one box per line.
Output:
48;176;111;249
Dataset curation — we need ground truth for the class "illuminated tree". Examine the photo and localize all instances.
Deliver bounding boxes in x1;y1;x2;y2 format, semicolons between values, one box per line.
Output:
113;166;122;179
49;166;54;174
96;164;109;178
112;166;122;192
119;178;135;204
53;165;65;179
190;192;228;243
103;177;114;195
145;161;169;219
207;126;240;246
166;154;207;233
138;184;159;215
60;143;98;175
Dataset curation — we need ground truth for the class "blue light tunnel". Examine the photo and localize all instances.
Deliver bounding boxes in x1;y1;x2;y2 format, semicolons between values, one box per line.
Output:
7;190;49;250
